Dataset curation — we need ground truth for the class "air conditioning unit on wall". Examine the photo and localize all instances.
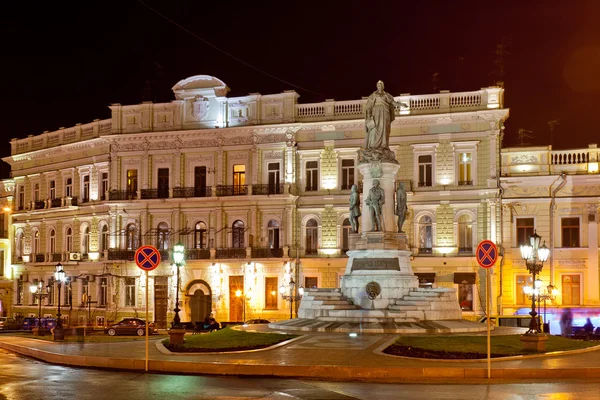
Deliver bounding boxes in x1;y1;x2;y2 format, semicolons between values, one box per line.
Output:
69;252;81;261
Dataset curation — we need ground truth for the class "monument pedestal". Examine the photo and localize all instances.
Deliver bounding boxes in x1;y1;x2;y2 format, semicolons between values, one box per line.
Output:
358;161;399;234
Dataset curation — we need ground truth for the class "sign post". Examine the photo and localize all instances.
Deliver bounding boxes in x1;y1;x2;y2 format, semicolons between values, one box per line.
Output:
476;240;498;380
135;245;161;372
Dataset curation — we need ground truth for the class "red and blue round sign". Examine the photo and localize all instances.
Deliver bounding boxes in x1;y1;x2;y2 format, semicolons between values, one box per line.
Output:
476;240;498;269
135;245;161;271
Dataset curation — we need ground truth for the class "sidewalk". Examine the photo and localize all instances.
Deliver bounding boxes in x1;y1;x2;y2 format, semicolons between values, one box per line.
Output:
2;327;600;382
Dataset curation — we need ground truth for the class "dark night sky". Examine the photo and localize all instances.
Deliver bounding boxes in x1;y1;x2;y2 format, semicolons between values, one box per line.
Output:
1;0;599;178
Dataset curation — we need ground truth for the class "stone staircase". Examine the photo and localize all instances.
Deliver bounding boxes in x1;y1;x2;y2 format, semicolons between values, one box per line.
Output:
299;287;462;323
388;287;462;320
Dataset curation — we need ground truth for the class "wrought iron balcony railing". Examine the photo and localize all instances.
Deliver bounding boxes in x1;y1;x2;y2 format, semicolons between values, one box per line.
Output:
173;187;212;198
51;198;62;208
109;190;138;200
251;247;283;258
107;249;136;261
215;248;246;259
418;247;433;255
252;184;285;195
458;180;473;186
186;248;211;260
216;185;248;197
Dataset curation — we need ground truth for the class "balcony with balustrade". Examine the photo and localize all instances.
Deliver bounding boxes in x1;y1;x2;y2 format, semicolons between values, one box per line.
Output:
502;144;599;176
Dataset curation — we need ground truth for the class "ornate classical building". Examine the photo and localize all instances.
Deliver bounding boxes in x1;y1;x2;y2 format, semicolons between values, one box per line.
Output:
0;75;515;327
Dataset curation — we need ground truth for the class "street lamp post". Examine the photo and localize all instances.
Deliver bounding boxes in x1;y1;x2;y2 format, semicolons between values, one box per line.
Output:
540;283;558;333
29;280;50;336
172;243;185;329
279;278;304;320
520;231;550;335
53;263;66;341
168;243;186;346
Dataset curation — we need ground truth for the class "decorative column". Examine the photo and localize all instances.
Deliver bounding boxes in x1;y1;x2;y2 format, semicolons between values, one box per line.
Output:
588;205;599;302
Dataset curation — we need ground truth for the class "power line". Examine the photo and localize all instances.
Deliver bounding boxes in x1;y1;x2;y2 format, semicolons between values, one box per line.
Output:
136;0;323;97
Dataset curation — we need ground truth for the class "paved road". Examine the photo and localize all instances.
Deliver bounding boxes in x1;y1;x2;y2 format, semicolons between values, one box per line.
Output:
3;348;600;400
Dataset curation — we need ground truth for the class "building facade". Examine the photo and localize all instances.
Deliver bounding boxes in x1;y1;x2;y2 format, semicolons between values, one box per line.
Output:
1;75;518;327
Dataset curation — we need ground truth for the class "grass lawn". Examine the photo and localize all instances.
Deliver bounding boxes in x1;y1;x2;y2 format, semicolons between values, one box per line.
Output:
7;331;167;343
384;335;600;359
163;327;298;352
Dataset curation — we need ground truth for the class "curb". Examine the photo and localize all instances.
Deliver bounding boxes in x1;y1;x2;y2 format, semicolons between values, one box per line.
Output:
2;339;600;382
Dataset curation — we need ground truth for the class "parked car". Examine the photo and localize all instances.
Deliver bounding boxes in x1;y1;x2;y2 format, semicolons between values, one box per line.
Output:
0;317;20;330
104;318;157;336
244;318;272;324
478;315;542;328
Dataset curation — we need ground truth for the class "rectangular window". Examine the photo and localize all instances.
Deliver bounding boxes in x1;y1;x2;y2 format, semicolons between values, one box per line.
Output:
47;282;54;305
515;275;532;305
304;277;318;289
82;175;90;202
194;166;207;197
49;180;56;200
268;163;280;194
561;217;580;247
18;186;25;210
265;277;278;309
65;178;73;197
65;280;72;306
341;159;355;190
125;277;136;306
562;275;580;305
33;183;40;201
233;164;246;195
458;152;473;186
157;168;169;198
127;170;138;198
305;161;318;191
418;155;432;187
516;218;534;246
99;277;108;306
101;172;109;200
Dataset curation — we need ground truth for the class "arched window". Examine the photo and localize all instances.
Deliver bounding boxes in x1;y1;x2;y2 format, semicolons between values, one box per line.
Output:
232;220;245;248
82;226;90;255
305;219;318;255
100;224;109;252
342;218;351;254
267;220;280;249
15;230;24;258
126;223;137;250
65;227;73;252
32;230;40;255
157;222;169;250
458;214;473;253
418;215;433;254
194;221;207;249
49;229;56;253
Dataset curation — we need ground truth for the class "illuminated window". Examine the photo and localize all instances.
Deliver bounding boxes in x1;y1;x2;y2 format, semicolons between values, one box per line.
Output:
127;170;138;199
157;222;169;251
233;165;246;195
265;277;278;309
562;275;580;305
458;152;473;186
304;277;318;289
49;229;56;253
515;275;533;305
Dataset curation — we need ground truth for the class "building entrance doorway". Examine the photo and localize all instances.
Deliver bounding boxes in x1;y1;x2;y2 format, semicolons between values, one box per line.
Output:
186;280;212;323
229;275;243;321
